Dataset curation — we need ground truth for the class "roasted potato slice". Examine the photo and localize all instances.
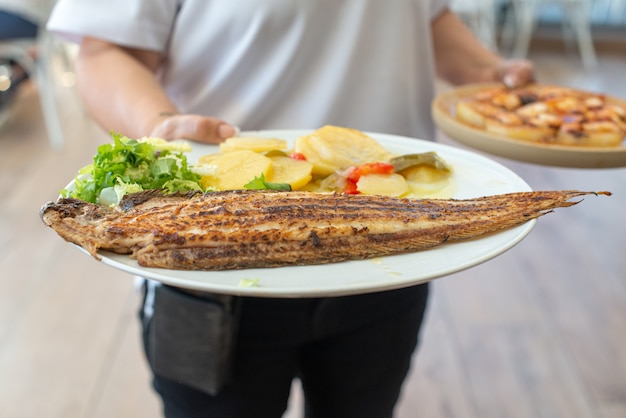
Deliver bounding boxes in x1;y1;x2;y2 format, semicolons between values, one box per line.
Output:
266;155;314;189
219;136;288;153
294;126;393;175
356;173;409;197
199;150;273;190
485;119;556;142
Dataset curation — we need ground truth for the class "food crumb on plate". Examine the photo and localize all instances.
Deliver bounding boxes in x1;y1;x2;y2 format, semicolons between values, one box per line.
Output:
239;278;261;287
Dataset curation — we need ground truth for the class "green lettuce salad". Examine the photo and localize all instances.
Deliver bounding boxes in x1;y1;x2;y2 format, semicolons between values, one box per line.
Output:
62;133;203;205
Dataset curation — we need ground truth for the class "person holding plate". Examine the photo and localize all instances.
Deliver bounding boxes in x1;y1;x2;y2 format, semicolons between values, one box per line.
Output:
47;1;534;417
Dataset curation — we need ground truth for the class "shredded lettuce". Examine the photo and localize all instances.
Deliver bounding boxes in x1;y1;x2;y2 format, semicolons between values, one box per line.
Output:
61;133;202;205
98;179;144;207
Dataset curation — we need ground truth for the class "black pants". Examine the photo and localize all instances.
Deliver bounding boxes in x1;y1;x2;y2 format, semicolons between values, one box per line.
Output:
140;283;430;418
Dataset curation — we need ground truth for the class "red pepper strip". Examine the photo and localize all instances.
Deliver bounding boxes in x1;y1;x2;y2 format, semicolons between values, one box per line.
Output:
289;152;308;161
343;162;394;194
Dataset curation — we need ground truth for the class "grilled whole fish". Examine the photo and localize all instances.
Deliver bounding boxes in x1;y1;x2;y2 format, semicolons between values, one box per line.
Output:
40;189;609;270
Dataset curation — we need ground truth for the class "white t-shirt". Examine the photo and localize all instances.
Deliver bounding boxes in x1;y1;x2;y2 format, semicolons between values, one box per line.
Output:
48;0;448;140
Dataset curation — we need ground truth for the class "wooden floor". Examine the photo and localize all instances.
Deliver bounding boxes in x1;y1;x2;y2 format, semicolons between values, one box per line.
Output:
0;42;625;418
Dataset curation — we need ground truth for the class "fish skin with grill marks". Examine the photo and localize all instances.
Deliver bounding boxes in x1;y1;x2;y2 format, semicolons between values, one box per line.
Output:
39;189;610;270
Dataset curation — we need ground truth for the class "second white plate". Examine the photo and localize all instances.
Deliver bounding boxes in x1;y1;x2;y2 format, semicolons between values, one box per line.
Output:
432;84;626;168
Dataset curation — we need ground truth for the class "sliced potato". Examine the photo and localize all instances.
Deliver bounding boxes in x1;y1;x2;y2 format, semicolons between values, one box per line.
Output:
219;136;288;153
266;156;314;189
401;166;455;199
293;134;338;175
294;125;393;175
199;150;272;190
405;179;457;199
356;173;409;197
296;178;325;193
401;165;450;184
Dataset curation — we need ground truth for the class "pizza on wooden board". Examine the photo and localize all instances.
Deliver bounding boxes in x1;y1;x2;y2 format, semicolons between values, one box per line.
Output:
456;84;626;147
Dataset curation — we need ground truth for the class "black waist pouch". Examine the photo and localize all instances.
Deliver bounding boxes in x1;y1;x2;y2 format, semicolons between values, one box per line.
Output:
140;284;240;396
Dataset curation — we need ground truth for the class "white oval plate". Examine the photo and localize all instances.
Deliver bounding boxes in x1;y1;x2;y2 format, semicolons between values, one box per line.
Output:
71;130;535;298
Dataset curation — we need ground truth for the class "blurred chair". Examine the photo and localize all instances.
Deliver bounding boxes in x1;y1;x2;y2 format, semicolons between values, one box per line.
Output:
450;0;499;50
502;0;598;69
0;1;65;149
